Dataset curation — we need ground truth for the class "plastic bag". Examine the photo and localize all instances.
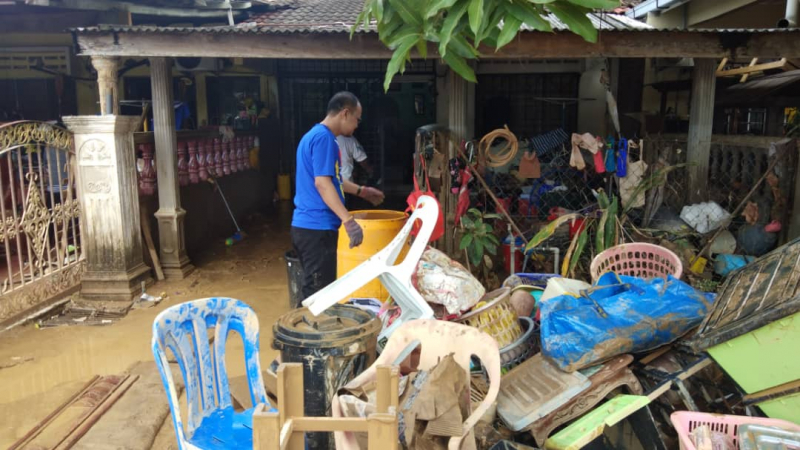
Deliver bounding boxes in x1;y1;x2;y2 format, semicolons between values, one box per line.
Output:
681;202;731;234
540;273;714;372
414;247;485;315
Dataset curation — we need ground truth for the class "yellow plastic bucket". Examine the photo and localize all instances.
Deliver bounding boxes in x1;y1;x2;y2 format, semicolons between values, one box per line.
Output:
337;210;409;302
277;174;292;200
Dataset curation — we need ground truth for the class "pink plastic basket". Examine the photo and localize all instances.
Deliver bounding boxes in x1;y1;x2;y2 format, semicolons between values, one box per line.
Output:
590;243;682;282
671;411;800;450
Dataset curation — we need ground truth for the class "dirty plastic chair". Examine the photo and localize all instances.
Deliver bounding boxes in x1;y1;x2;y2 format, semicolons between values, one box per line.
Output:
302;196;438;350
331;319;502;450
152;298;273;450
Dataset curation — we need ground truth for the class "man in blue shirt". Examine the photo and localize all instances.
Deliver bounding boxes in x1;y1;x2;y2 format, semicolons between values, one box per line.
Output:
291;91;384;301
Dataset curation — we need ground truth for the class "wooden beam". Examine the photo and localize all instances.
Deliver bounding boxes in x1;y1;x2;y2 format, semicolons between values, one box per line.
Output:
73;29;800;59
687;59;717;204
716;58;787;77
740;58;758;82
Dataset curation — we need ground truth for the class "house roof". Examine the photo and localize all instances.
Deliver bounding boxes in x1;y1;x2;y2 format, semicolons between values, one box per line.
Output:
237;0;653;34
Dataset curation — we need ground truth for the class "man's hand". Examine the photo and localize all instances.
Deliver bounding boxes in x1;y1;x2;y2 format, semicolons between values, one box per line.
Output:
358;186;385;206
344;216;364;248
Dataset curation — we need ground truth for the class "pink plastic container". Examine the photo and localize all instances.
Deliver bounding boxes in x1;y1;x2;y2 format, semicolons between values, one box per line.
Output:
590;243;682;282
671;411;800;450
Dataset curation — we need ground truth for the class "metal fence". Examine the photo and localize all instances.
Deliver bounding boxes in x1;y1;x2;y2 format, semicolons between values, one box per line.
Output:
466;129;796;276
0;121;82;324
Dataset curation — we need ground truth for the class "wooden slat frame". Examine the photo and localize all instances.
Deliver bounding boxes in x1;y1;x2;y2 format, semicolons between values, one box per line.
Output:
253;363;399;450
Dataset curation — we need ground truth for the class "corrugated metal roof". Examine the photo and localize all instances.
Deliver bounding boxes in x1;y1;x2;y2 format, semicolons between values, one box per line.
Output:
74;22;800;36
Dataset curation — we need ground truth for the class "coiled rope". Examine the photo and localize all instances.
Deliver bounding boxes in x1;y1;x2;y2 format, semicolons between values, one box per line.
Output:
478;126;518;168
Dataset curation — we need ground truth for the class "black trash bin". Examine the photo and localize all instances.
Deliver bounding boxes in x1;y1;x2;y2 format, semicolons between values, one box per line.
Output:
273;305;381;450
284;250;304;308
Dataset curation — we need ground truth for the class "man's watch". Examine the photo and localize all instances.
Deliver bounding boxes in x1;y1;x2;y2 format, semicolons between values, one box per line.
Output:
356;185;363;196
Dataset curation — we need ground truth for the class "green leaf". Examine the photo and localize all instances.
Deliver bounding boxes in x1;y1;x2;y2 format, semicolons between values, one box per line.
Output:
387;0;423;28
448;34;480;59
425;0;458;18
484;240;497;255
384;33;419;91
460;214;474;229
442;51;477;82
468;242;481;266
438;0;469;57
468;0;484;35
474;238;484;261
569;225;590;276
604;196;618;249
385;24;419;48
597;190;609;209
459;233;474;250
375;0;385;22
527;0;558;3
352;9;368;39
566;0;620;9
506;1;552;32
416;38;428;58
547;2;597;43
496;15;522;49
475;0;501;47
525;213;581;252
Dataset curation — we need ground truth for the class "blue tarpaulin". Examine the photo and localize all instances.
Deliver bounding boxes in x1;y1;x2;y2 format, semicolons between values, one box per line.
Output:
540;273;714;372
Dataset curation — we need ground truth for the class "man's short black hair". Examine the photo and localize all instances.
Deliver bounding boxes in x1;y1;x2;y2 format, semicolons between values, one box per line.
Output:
327;91;360;115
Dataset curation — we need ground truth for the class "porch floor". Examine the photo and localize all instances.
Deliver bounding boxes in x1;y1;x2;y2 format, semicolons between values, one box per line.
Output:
0;202;295;448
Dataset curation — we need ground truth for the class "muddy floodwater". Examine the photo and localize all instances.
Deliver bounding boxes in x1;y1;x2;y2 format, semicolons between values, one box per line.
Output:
0;213;293;447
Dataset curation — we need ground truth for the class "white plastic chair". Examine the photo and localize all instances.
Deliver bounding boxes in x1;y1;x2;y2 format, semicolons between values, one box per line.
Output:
302;195;438;350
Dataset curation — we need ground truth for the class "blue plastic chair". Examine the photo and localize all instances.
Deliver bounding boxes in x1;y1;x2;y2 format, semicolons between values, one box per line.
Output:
152;298;272;449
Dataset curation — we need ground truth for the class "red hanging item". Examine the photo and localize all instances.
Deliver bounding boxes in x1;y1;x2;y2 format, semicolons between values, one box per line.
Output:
406;153;445;242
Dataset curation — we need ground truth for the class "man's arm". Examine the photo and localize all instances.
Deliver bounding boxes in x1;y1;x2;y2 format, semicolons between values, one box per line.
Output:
315;176;351;222
342;179;385;205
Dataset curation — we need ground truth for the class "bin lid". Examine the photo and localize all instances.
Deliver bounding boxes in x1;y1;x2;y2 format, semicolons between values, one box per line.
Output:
273;305;381;349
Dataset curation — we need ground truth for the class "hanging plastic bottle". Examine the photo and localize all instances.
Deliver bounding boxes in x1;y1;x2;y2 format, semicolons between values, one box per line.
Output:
593;140;606;174
604;135;616;173
616;137;628;177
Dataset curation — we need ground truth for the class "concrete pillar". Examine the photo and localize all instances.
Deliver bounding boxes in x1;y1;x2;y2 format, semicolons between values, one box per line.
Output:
687;59;717;203
62;115;151;303
150;57;194;279
91;56;120;115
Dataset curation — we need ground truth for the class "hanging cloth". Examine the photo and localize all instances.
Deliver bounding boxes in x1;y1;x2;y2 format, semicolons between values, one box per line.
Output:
616;138;628;177
518;151;541;179
569;133;597;171
619;140;648;209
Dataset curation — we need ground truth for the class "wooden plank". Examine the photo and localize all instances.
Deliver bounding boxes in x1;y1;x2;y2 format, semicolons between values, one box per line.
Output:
740;58;758;83
687;59;717;203
291;417;370;433
716;58;787;77
367;414;398;450
252;404;281;450
73;29;800;59
140;205;165;281
716;57;729;72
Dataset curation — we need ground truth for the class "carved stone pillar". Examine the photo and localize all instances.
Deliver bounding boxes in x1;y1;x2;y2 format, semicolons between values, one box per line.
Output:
92;56;120;115
62;115;151;303
150;57;194;279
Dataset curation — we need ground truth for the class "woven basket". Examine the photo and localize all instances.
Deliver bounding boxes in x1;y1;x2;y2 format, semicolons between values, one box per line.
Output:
590;243;683;282
499;317;539;371
456;287;522;348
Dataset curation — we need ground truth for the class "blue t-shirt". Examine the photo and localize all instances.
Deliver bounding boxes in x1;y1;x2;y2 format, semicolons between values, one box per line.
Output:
292;124;345;230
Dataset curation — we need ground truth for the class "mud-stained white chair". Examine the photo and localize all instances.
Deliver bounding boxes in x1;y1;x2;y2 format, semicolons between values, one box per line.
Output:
302;195;438;350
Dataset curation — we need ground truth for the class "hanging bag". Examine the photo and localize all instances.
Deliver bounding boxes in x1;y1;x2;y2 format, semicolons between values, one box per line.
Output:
406;153;445;241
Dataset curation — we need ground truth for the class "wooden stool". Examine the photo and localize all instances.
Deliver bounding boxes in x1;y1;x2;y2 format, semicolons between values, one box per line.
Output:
253;363;400;450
